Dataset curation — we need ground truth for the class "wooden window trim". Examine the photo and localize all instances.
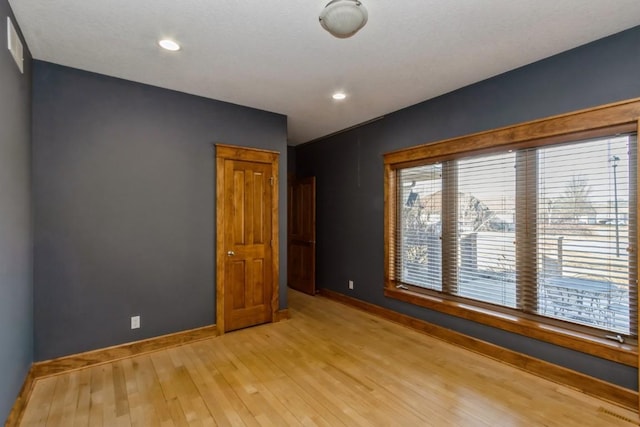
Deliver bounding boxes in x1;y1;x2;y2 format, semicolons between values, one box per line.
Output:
384;286;637;366
384;98;640;366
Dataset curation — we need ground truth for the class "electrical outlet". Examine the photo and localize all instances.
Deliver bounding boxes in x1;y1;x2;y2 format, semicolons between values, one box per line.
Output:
348;280;354;290
131;315;140;329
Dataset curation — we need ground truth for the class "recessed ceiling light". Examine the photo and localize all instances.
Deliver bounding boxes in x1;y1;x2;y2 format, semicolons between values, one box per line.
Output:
332;92;347;100
158;39;180;51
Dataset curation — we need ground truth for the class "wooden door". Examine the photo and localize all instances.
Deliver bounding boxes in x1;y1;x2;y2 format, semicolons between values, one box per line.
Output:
216;145;279;333
288;176;316;295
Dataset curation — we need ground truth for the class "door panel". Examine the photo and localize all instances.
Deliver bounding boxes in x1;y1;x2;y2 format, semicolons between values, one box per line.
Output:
229;260;246;309
288;176;316;295
225;160;272;331
216;145;279;333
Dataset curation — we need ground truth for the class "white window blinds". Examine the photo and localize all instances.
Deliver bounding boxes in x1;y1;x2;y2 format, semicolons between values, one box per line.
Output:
397;164;442;291
455;153;517;307
536;136;636;335
392;133;637;337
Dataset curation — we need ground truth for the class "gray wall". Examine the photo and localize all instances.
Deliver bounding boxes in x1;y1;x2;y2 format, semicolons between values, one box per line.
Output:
33;61;287;361
296;26;640;389
0;2;33;422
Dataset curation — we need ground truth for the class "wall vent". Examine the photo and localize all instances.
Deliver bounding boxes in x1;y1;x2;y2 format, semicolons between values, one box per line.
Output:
7;17;24;73
597;407;637;424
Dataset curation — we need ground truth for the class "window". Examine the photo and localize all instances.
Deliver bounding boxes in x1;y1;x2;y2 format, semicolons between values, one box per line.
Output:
536;137;634;335
384;99;640;363
398;164;443;291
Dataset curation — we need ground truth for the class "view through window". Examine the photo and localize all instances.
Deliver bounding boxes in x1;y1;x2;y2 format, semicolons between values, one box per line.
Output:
396;134;635;336
537;137;633;334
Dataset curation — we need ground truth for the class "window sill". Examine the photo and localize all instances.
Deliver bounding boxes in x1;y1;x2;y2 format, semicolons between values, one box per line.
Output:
384;285;637;367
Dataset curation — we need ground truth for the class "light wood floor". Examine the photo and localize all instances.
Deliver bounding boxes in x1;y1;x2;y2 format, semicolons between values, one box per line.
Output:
19;290;637;426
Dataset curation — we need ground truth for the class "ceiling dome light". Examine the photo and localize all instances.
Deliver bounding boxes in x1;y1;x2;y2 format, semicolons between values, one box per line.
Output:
158;39;180;51
319;0;368;39
332;92;347;100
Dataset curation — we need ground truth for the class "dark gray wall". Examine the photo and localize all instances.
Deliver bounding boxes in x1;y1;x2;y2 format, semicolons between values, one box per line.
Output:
287;146;296;176
0;2;33;422
296;26;640;389
33;62;287;361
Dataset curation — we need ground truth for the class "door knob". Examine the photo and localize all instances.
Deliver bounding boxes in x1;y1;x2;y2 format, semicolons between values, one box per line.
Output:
227;250;235;256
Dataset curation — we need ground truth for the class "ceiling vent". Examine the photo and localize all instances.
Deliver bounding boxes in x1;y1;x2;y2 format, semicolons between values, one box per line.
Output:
7;17;24;73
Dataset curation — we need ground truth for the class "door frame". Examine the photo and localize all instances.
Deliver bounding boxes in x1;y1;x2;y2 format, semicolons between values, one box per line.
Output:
215;144;279;334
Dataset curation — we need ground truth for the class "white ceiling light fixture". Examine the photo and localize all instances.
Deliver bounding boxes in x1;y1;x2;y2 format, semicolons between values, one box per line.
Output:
319;0;368;39
332;92;347;100
158;39;180;51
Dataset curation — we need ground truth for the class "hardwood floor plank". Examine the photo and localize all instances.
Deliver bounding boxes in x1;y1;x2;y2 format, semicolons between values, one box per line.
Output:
223;336;333;426
18;289;638;426
180;342;250;426
165;398;189;427
224;333;343;426
45;374;74;427
112;362;130;418
71;369;91;427
143;357;175;426
100;364;119;427
18;376;56;427
86;365;104;427
211;340;296;426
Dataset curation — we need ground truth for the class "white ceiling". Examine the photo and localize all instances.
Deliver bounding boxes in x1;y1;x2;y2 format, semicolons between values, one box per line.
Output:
8;1;640;145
